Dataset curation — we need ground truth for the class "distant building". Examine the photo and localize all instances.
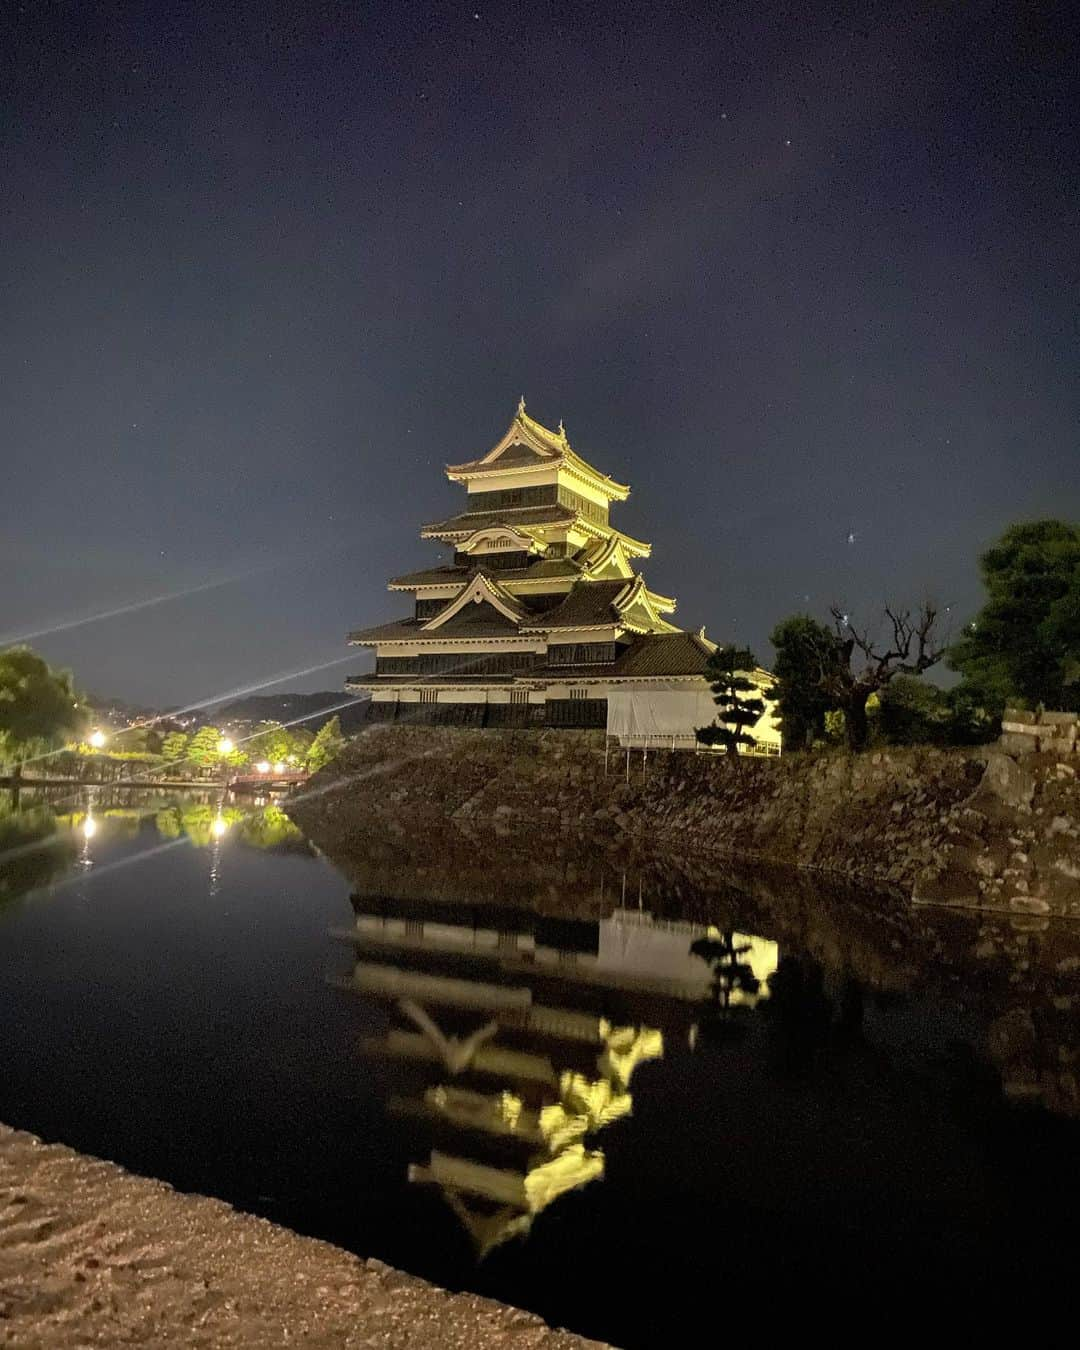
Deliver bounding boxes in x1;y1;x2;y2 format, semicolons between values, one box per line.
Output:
347;400;779;748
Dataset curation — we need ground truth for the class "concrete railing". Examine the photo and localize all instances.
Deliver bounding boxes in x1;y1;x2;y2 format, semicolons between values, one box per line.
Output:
999;708;1079;755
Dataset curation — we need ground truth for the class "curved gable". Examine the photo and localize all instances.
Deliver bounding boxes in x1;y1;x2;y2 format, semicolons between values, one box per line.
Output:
422;572;527;631
457;525;541;557
583;536;635;580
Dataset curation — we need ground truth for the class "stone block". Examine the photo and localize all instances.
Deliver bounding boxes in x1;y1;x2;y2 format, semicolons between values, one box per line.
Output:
1003;708;1038;726
912;864;982;907
999;733;1039;756
1039;711;1079;727
1009;895;1051;915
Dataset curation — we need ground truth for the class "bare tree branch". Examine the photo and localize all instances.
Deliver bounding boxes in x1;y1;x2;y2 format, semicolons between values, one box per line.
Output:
821;602;946;748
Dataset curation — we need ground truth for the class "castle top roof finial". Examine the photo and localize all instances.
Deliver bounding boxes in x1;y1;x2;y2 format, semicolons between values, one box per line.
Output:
517;394;526;416
557;418;567;440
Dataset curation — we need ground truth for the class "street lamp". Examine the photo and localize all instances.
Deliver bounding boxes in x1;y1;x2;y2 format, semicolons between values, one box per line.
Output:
89;729;107;749
217;737;234;756
255;760;271;774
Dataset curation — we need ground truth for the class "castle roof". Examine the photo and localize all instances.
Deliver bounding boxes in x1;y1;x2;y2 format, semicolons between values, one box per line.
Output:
522;575;678;634
522;579;629;630
388;557;583;590
445;401;630;501
611;631;716;677
420;504;578;539
527;632;715;681
347;606;529;644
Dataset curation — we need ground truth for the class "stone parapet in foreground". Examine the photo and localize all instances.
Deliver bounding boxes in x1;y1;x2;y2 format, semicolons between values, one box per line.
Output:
0;1125;606;1349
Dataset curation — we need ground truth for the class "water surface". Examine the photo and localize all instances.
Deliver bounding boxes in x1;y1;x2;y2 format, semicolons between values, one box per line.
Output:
1;785;1078;1347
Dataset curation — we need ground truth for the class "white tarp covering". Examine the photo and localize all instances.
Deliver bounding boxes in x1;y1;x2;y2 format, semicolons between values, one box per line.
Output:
607;687;783;752
606;689;718;746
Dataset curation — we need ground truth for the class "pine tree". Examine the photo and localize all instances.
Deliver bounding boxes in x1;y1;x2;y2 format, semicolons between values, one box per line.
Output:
695;646;767;756
948;519;1080;713
307;715;346;772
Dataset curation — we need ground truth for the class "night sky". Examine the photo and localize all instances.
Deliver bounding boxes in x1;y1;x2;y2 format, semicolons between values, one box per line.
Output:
4;1;1078;706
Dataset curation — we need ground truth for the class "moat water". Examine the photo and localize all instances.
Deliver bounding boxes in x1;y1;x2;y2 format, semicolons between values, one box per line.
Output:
2;785;1079;1347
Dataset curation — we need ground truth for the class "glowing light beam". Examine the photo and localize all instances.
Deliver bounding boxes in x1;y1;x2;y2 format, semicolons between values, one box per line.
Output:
0;565;275;648
25;836;190;898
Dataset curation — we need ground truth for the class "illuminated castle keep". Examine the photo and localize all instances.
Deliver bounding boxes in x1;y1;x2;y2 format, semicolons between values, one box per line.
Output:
348;400;779;746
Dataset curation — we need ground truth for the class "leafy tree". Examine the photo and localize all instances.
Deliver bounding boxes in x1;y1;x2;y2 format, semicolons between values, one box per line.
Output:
823;709;847;744
186;725;228;769
307;715;346;772
1048;575;1080;694
769;615;837;749
941;684;1000;746
873;674;997;747
287;727;315;764
948;520;1080;713
875;674;948;745
246;720;307;765
109;724;163;756
695;647;768;756
160;731;190;771
0;647;85;773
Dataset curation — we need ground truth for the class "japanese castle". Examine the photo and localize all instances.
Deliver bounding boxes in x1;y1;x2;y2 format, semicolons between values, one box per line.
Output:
347;400;779;748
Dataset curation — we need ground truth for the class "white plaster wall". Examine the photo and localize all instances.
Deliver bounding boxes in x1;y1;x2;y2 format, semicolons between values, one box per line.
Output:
464;467;559;493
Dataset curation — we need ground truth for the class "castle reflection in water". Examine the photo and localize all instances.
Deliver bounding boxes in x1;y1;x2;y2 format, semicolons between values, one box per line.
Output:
332;890;778;1258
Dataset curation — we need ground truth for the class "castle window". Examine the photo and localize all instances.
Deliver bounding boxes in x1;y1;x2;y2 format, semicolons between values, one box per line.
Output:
569;688;588;700
419;689;439;704
510;690;528;705
548;642;617;666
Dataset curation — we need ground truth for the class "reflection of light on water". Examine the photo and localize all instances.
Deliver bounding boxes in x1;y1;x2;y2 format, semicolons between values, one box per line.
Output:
208;839;222;895
348;891;786;1259
76;797;98;878
208;809;228;895
596;910;778;1005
